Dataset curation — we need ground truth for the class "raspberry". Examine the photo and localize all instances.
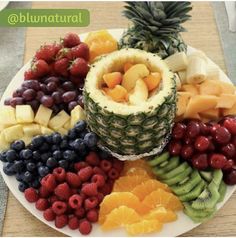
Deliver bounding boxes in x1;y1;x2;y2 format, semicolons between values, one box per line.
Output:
55;214;68;228
24;187;39;203
79;219;92;235
84;197;98;210
74;161;88;171
78;166;93;182
71;188;78;194
43;208;56;221
108;168;120;180
112;159;124;173
48;195;59;205
38;186;51;198
100;160;112;172
53;167;66;182
52;201;67;215
41;174;57;192
85;152;100;166
68;194;83;209
66;172;81;188
86;208;99;223
68;216;80;230
91;174;105;187
54;183;71;200
97;192;104;203
74;207;85;218
35;198;49;211
98;183;112;196
81;183;98;196
93;166;107;180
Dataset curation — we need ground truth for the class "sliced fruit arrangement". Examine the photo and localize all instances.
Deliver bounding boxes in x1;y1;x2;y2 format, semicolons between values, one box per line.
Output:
0;119;124;235
99;159;181;235
0;104;85;150
148;152;227;222
4;33;90;114
84;48;176;157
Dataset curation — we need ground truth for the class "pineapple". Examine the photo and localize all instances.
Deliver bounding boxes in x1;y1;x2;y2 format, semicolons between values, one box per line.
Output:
83;49;176;159
119;2;192;58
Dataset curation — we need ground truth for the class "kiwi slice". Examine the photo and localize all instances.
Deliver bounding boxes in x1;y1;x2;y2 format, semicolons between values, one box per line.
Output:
160;162;189;180
191;181;220;210
199;171;213;182
159;160;169;168
179;180;206;202
162;166;193;186
148;152;169;167
218;181;227;203
171;170;202;196
211;169;223;188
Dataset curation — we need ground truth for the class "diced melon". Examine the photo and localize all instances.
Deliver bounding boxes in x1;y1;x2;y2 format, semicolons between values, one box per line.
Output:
106;85;128;103
71;105;86;128
124;62;134;72
0;106;16;126
3;125;24;143
49;110;70;130
223;103;236;116
143;72;162;91
40;126;54;135
184;95;218;118
215;81;235;94
103;72;123;89
56;127;67;135
34;105;53;126
23;124;41;137
129;79;149;105
199;80;222;96
64;120;71;130
200;108;220;120
181;84;199;96
16;105;34;123
0;132;9;151
216;94;236;108
176;92;192;116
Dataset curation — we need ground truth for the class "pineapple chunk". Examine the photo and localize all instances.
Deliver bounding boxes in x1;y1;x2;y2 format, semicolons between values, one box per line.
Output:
200;108;220;120
40;126;54;135
199;80;222;96
176;92;192;116
0;124;8;133
16;105;34;123
216;94;236;109
71;105;86;128
23;124;41;137
3;125;24;143
223;103;236;116
0;132;9;151
49;110;70;130
129;79;149;105
181;84;199;96
57;127;67;135
0;106;16;126
34;105;53;126
21;135;33;146
64;120;71;130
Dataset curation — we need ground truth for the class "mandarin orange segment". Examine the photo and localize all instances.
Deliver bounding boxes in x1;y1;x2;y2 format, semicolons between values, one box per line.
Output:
132;179;171;201
142;188;183;211
125;219;163;236
101;206;141;231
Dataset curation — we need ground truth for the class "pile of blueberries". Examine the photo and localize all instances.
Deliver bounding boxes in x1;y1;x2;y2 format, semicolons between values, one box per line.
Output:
0;120;99;192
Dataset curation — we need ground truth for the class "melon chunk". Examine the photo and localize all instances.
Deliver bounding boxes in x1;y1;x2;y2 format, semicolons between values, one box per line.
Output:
0;106;16;126
184;95;218;118
3;125;24;143
49;110;70;130
23;123;41;137
103;72;123;89
106;85;128;103
16;105;34;123
216;94;236;108
215;81;235;94
34;105;53;127
199;80;222;96
124;62;134;72
200;108;220;120
143;72;162;91
176;92;192;116
181;84;199;96
129;79;149;105
223;103;236;116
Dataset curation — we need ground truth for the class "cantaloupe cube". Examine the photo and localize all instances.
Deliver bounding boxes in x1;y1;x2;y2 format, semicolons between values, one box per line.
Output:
40;126;54;135
103;72;123;89
223;103;236;116
0;132;9;151
181;84;199;96
71;105;86;128
34;105;53;126
49;110;70;130
16;105;34;123
215;81;235;94
124;62;134;72
143;72;162;91
0;106;16;126
176;92;192;116
199;80;222;96
23;124;41;137
200;108;220;120
216;94;236;109
106;85;128;103
3;125;24;143
184;95;218;118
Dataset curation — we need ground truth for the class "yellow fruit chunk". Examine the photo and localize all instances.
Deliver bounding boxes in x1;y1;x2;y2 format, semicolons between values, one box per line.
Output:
103;72;123;89
3;125;24;143
21;135;33;146
144;206;177;223
184;95;218;118
101;206;141;231
64;120;71;130
223;103;236;116
34;105;53;127
106;85;128;102
129;79;149;105
16;105;34;123
0;132;9;151
132;179;171;201
181;84;199;96
40;126;54;135
143;72;162;91
142;188;183;211
56;127;67;135
23;124;41;137
199;80;222;96
124;62;134;72
70;105;86;128
125;167;153;178
49;110;70;130
200;108;220;120
216;94;236;109
215;81;235;94
122;64;149;91
176;92;192;117
0;106;16;126
126;219;163;236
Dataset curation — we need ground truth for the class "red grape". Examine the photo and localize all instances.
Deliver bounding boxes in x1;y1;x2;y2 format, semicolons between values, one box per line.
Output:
186;121;200;138
68;101;78;111
210;124;221;135
192;153;208;170
22;89;36;101
168;140;182;156
44;76;60;85
10;97;24;107
209;153;227;169
22;80;40;90
26;100;40;111
36;91;45;101
224;169;236;185
214;126;231;144
77;95;84;108
221;143;236;158
4;98;11;105
62;91;77;103
62;81;74;91
46;82;57;92
199;122;210;135
40;95;54;108
172;123;186;140
40;83;48;93
194;136;210;152
181;144;194;160
223;118;236;135
184;136;193;145
52;91;63;104
223;159;234;171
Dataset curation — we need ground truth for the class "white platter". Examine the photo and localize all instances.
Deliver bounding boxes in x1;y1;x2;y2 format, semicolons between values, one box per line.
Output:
0;29;235;237
0;1;9;11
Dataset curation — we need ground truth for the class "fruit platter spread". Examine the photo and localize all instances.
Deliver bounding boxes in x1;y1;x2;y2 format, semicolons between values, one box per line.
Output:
1;2;236;237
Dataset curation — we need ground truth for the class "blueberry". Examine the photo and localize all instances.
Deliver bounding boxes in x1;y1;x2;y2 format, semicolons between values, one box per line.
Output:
58;160;69;169
13;160;25;173
30;179;40;189
27;143;35;151
31;135;45;148
38;166;49;177
44;135;53;144
53;150;62;160
33;151;41;161
41;152;52;163
26;162;36;172
39;143;50;152
0;151;8;162
62;135;69;141
79;131;88;139
10;140;25;151
46;157;58;168
51;144;60;152
36;161;43;168
60;140;68;149
6;149;18;162
74;120;86;133
3;163;15;176
20;149;33;160
63;150;77;161
68;129;77;140
23;171;34;183
15;173;24;182
18;182;28;192
52;133;62;144
84;132;98;148
72;138;86;152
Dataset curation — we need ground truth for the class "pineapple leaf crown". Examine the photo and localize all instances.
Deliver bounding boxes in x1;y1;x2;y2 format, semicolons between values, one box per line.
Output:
123;1;192;36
